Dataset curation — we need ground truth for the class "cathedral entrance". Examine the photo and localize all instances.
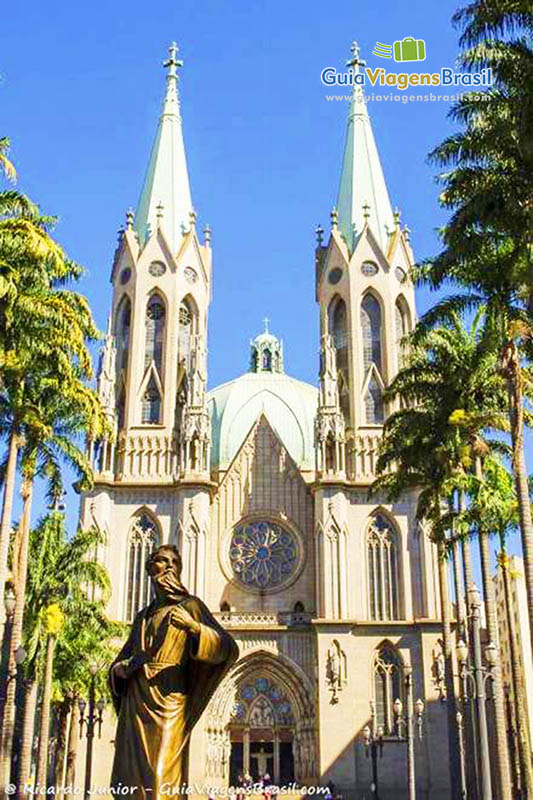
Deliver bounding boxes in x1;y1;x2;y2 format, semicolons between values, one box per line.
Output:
206;652;316;785
229;728;295;784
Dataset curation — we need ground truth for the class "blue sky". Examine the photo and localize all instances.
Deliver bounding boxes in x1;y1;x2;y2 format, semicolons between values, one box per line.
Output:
1;0;526;569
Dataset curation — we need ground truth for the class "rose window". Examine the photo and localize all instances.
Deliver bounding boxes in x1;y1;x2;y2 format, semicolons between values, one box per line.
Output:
229;520;297;589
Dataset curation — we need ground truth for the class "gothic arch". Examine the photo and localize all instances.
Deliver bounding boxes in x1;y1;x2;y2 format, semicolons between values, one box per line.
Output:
123;509;161;622
365;510;401;621
115;294;132;374
372;640;405;735
360;290;384;372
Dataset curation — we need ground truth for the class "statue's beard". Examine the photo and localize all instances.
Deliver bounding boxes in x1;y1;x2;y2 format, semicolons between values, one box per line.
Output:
151;569;189;602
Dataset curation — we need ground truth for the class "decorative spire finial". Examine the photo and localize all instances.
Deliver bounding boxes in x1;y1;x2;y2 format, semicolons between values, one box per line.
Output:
315;224;324;246
189;208;197;228
126;207;134;230
404;225;411;243
362;202;371;222
347;41;366;74
156;201;164;222
331;206;338;230
263;316;270;333
204;223;211;245
117;225;125;243
163;42;183;80
394;208;401;228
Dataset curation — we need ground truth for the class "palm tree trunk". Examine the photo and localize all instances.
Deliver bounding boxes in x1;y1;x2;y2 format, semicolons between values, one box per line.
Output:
35;635;56;790
478;527;513;800
0;431;20;627
0;474;33;792
64;693;79;789
17;678;37;800
502;341;533;661
499;533;533;798
53;698;69;792
436;535;462;798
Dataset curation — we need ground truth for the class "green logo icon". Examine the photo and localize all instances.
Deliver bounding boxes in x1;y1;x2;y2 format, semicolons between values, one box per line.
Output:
373;37;426;62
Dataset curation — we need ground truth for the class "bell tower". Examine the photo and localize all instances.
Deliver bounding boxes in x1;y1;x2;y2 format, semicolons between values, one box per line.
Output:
93;43;212;484
314;43;416;481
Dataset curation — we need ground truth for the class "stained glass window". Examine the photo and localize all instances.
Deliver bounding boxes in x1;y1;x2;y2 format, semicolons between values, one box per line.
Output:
178;300;193;359
362;261;379;277
374;644;403;734
365;375;384;425
125;514;159;622
229;520;298;590
361;294;382;372
142;377;161;424
231;677;294;726
115;296;131;373
145;295;166;371
367;514;399;620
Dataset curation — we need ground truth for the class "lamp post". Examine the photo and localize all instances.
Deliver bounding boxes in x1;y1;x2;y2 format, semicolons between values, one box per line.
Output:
456;711;468;800
457;586;498;800
79;663;106;800
363;701;384;799
393;666;425;800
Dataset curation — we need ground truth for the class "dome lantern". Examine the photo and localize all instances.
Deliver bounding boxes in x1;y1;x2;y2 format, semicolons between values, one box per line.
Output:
250;318;284;374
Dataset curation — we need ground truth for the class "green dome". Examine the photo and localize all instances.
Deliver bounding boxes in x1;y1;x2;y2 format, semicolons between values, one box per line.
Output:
208;371;318;470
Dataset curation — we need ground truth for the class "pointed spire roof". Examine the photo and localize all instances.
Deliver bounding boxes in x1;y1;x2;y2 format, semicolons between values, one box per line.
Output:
336;43;394;252
135;42;193;253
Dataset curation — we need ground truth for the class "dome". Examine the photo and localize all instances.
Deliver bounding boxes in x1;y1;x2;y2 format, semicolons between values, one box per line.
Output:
208;372;318;471
209;325;318;470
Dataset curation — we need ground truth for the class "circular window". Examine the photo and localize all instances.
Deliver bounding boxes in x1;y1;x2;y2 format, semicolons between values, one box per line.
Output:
149;261;166;277
328;267;343;285
184;266;198;284
361;261;379;277
395;266;407;282
229;520;299;591
119;268;131;285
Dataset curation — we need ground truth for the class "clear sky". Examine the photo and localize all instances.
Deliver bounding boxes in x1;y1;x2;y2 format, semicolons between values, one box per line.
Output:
2;0;527;570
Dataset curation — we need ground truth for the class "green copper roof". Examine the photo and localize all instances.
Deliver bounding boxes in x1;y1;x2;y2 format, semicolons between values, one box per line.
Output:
136;43;192;253
337;46;394;252
208;371;318;470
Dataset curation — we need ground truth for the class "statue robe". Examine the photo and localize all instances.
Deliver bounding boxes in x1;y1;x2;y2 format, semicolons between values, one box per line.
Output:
109;593;238;800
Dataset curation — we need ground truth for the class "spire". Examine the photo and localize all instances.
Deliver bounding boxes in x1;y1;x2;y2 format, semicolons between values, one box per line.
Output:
135;42;193;253
336;42;394;252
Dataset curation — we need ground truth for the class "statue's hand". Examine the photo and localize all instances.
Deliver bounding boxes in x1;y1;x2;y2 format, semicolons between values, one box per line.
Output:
170;606;201;636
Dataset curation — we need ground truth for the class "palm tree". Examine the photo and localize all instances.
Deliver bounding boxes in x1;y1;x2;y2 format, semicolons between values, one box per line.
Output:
417;0;533;661
17;512;111;795
0;139;16;184
374;311;513;798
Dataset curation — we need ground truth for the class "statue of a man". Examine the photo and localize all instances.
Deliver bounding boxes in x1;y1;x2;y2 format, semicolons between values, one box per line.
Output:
109;544;239;799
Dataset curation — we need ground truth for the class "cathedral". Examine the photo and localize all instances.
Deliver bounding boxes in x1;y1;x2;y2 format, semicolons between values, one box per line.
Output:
80;42;451;799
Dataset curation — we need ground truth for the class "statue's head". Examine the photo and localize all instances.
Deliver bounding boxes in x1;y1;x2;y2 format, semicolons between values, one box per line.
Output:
146;544;188;599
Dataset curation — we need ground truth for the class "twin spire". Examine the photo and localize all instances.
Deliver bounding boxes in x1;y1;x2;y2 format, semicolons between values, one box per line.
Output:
134;41;395;257
135;43;193;253
336;42;395;252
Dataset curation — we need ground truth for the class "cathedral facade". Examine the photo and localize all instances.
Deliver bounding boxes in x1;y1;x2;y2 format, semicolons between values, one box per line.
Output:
79;44;451;799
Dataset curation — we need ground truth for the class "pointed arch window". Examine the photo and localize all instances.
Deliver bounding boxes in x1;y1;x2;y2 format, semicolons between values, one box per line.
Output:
124;514;159;622
328;297;350;420
178;299;195;361
361;294;382;373
142;377;161;424
374;644;403;734
145;295;166;372
395;297;411;368
115;296;131;373
365;374;384;425
116;383;126;430
367;514;399;620
262;349;272;370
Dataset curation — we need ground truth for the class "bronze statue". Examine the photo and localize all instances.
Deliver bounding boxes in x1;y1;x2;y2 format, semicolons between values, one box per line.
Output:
109;544;239;799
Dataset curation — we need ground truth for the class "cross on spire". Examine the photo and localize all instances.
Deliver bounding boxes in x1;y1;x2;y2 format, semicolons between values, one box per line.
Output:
164;42;183;79
347;41;366;73
263;316;270;333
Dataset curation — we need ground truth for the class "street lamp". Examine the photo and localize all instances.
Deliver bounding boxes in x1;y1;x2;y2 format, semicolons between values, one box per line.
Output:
393;666;425;800
363;701;384;799
79;663;106;800
456;585;498;800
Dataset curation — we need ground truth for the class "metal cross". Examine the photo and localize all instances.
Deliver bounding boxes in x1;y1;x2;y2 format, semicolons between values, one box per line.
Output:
263;316;270;333
347;40;366;71
164;42;183;78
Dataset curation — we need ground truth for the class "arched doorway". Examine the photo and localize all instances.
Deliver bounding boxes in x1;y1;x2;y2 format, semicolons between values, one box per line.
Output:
205;651;316;786
229;676;295;783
